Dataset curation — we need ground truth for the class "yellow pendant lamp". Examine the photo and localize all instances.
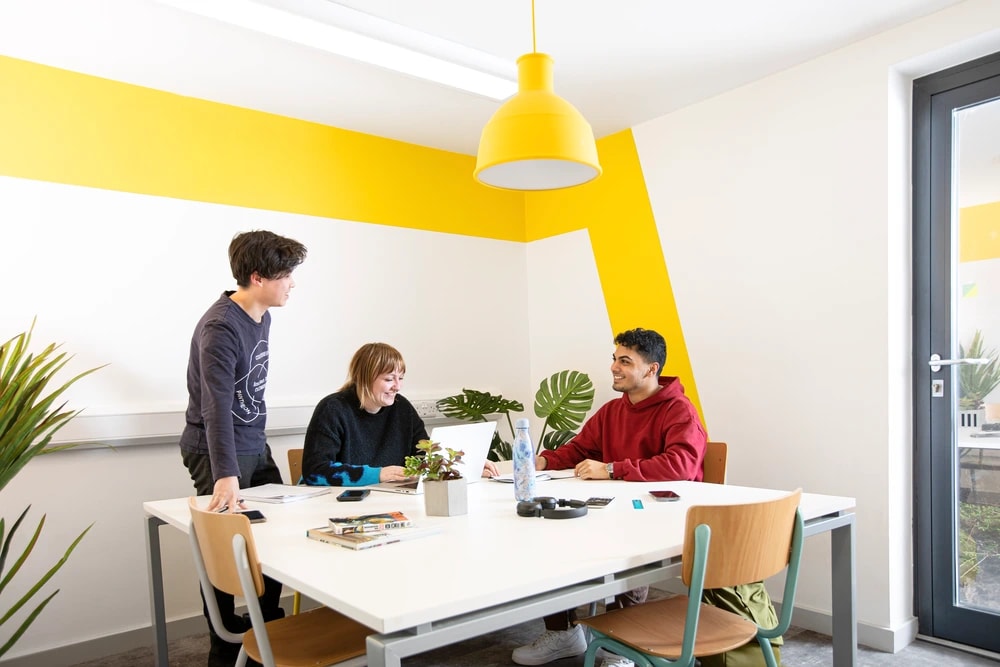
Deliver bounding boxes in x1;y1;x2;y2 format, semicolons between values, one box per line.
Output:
474;0;601;191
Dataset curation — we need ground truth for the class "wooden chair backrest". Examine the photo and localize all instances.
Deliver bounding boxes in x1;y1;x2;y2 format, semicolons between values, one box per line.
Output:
681;489;802;589
188;497;265;598
702;441;728;485
287;448;304;484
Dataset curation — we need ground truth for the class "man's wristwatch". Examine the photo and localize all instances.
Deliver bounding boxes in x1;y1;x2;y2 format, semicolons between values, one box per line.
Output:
606;462;614;479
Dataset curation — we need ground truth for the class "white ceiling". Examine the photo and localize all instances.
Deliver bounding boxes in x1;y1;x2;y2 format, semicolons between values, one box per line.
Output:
0;0;968;156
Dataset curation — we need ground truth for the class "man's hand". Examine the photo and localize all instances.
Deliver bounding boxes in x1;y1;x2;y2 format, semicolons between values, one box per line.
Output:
535;455;547;470
574;459;610;480
208;476;245;513
380;465;409;482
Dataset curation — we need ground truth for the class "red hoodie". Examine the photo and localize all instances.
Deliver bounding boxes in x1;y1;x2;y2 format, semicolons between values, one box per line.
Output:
541;376;706;482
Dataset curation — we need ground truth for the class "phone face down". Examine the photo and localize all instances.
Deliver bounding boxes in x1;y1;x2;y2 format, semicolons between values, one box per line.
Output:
649;490;681;502
238;509;267;523
337;489;370;502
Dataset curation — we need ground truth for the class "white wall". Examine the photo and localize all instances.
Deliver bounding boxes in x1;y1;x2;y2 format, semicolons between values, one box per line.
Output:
526;229;620;423
632;0;1000;650
0;175;550;661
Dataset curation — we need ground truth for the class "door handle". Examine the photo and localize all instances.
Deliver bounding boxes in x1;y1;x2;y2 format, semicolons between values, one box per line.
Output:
928;353;992;372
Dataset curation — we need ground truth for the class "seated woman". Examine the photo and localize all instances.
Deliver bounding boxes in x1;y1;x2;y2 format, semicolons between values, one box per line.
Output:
302;343;425;486
302;342;497;485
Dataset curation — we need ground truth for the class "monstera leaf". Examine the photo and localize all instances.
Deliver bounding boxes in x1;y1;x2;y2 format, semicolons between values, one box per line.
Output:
437;370;595;460
436;389;524;423
534;370;595;435
540;430;578;452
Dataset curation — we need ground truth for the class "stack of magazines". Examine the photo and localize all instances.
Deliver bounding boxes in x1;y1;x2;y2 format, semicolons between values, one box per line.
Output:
307;511;440;550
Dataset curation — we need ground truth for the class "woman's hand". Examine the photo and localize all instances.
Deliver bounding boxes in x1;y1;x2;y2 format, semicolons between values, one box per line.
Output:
481;460;499;478
379;465;409;482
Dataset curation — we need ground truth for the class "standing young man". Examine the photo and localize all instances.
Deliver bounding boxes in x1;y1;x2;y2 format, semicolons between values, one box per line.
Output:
179;229;307;665
512;327;707;667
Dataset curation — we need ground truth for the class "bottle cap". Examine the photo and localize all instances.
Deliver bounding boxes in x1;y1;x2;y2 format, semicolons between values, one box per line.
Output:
515;418;530;429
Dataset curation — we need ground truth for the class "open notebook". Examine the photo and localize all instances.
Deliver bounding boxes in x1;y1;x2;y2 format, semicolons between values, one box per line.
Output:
371;421;497;495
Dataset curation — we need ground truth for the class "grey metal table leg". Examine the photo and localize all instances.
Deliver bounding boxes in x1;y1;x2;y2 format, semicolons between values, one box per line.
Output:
367;633;402;667
145;515;168;667
830;517;857;667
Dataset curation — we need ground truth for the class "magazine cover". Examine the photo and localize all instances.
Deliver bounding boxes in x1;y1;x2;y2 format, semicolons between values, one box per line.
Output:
328;511;412;534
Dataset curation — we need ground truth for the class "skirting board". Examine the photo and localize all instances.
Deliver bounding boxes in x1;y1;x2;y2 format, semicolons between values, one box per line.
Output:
0;594;313;667
650;582;919;654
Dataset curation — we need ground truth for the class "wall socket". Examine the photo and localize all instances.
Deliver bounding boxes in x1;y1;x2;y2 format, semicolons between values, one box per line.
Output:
412;399;443;419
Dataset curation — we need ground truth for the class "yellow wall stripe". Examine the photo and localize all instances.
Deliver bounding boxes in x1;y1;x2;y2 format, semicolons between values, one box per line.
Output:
526;130;702;418
1;55;700;416
0;55;525;240
960;202;1000;263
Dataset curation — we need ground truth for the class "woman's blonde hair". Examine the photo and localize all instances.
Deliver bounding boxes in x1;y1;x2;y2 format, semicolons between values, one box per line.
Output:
341;343;407;409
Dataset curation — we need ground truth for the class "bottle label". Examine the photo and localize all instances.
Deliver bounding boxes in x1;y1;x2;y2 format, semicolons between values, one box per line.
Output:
512;431;536;502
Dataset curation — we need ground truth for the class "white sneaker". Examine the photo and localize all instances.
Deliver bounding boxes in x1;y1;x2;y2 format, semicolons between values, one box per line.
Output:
596;646;635;667
511;626;587;665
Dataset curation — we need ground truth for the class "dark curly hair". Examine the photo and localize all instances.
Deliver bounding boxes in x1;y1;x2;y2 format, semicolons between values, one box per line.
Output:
614;328;666;373
229;230;307;287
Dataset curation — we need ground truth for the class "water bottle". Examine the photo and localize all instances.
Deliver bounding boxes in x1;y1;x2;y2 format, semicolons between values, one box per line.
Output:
512;418;537;502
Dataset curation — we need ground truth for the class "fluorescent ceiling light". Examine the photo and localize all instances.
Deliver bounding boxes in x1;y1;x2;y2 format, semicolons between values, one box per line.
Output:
157;0;517;100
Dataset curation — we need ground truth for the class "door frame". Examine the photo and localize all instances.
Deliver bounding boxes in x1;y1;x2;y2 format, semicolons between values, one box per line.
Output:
913;50;1000;642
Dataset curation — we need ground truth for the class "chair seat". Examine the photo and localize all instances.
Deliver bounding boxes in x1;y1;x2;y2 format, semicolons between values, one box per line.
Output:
243;606;369;667
579;596;759;659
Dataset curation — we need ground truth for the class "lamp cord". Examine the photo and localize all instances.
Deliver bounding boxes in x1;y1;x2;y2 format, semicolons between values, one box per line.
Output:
531;0;537;53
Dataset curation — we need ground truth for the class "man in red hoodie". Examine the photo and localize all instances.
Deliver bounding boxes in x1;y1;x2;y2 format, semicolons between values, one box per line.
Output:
512;327;707;667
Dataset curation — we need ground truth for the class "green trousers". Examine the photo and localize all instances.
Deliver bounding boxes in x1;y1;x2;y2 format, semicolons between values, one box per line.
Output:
698;583;782;667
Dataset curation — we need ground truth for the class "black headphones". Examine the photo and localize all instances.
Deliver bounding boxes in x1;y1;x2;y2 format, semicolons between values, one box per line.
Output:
516;496;588;520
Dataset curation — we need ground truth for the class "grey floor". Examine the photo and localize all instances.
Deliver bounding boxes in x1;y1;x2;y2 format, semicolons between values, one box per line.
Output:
69;620;998;667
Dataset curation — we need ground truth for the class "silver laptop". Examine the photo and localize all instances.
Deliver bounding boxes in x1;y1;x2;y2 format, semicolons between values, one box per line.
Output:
371;420;498;494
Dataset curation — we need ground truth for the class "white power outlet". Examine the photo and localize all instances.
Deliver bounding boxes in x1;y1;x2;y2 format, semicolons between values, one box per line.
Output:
412;400;442;419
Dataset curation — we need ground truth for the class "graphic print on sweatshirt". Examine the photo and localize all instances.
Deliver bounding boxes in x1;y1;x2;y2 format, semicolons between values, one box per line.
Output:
233;339;269;423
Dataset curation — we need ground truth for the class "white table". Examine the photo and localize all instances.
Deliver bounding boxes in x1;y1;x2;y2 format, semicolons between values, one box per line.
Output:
144;479;856;666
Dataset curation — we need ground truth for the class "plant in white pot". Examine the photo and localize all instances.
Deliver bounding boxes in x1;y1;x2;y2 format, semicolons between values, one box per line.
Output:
959;330;1000;428
403;439;467;517
0;321;104;656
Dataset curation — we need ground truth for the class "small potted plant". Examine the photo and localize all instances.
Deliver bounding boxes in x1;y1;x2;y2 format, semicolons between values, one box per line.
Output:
959;330;1000;428
404;439;467;516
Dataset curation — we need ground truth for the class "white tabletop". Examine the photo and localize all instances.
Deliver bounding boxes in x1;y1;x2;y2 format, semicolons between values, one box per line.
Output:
144;479;854;635
958;429;1000;450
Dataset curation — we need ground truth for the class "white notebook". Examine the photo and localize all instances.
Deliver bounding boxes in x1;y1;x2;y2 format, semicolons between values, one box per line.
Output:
491;471;552;484
240;483;331;503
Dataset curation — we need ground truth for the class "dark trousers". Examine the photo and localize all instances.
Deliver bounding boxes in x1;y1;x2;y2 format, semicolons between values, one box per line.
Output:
181;446;285;638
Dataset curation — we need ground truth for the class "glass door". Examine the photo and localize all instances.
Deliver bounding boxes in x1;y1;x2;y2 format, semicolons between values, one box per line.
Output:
914;53;1000;652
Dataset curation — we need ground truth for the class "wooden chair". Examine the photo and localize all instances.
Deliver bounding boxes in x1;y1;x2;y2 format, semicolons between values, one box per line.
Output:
702;441;728;485
285;448;306;614
188;498;369;667
578;489;803;667
287;448;304;485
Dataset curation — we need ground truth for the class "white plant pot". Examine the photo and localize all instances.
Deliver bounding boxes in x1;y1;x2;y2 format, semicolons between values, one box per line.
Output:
960;409;985;429
424;478;468;517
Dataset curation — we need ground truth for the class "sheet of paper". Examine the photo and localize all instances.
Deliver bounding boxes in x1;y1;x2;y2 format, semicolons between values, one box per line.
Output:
490;472;552;484
240;483;331;503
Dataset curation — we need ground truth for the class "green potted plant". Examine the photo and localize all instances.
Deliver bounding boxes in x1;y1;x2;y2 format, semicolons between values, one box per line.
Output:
404;439;467;516
959;331;1000;428
0;320;104;656
436;370;594;460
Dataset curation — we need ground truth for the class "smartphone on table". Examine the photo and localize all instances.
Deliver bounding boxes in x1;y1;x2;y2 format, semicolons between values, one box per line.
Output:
649;490;681;502
585;497;614;508
337;489;370;502
237;509;267;523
